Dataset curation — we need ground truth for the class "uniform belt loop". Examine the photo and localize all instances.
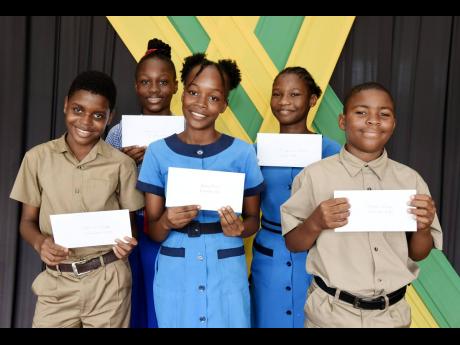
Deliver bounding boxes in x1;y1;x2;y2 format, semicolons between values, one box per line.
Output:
383;295;390;311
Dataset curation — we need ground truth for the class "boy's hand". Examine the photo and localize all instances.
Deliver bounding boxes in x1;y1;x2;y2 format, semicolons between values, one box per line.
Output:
309;198;350;232
218;206;244;237
113;236;138;259
38;237;69;266
408;194;436;232
122;145;147;164
163;205;200;229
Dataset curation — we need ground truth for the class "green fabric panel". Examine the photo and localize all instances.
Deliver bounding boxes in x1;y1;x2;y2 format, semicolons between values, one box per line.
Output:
228;85;263;142
167;16;210;53
255;16;305;71
312;85;346;145
412;249;460;328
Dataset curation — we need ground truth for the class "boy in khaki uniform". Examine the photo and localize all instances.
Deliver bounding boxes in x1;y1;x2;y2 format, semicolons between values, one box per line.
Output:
10;71;144;328
281;82;442;328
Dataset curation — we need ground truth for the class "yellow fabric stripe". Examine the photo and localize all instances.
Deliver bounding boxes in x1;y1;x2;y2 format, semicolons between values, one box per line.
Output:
284;16;355;132
407;285;439;328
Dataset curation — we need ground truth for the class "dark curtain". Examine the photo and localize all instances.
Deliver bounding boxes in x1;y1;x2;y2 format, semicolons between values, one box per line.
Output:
0;16;458;328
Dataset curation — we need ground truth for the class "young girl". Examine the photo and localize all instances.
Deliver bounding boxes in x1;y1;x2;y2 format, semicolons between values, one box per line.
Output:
250;67;341;328
106;38;178;328
137;53;264;328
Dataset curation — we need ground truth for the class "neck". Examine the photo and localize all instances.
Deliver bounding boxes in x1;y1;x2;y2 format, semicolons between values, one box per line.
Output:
65;134;97;162
345;144;384;162
279;122;312;134
179;127;221;145
143;108;172;116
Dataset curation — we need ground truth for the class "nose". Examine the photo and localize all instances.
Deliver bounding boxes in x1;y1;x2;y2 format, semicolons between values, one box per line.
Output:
279;94;291;105
80;113;93;127
148;82;160;94
366;112;381;126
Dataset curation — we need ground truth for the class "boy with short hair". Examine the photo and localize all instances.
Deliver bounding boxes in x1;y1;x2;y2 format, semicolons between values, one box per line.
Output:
281;82;442;328
10;70;144;328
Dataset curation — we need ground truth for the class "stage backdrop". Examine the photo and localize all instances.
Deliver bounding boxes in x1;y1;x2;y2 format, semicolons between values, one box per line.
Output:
1;16;459;328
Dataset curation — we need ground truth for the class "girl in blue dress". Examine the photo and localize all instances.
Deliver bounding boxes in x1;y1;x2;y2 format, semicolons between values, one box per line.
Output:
251;67;341;328
106;38;178;328
137;53;264;328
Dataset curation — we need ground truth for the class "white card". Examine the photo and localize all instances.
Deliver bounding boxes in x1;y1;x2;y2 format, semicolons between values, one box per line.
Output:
165;167;246;213
256;133;322;167
121;115;185;147
50;209;131;248
334;190;417;232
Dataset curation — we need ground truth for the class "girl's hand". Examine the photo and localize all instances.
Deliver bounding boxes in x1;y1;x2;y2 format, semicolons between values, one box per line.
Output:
408;194;436;232
113;236;138;259
122;145;147;164
219;206;244;237
164;205;200;229
39;237;69;266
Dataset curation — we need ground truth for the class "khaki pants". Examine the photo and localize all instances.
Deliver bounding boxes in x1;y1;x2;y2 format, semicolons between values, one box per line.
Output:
305;281;411;328
31;258;132;328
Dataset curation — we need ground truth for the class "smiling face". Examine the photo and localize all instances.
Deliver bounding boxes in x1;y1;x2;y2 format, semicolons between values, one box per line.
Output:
339;88;396;161
135;57;178;115
181;65;227;131
270;73;317;129
64;90;112;152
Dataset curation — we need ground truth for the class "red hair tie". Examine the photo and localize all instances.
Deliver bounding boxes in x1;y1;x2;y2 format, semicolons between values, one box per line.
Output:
144;48;157;57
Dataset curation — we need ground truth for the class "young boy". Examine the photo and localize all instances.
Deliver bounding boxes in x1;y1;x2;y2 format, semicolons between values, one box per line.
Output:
280;82;442;328
10;71;144;328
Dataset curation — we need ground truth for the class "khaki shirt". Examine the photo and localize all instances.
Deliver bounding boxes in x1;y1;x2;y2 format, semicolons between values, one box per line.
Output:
10;134;145;260
281;147;442;297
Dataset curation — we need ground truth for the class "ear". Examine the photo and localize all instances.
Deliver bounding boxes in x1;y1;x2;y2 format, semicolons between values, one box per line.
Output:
338;113;346;131
173;80;178;94
63;96;69;113
309;94;318;108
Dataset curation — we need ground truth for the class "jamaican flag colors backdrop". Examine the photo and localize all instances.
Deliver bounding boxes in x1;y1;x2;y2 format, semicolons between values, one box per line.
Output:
107;16;460;328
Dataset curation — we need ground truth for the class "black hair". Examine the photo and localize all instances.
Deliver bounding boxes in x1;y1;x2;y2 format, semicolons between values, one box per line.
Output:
343;82;394;113
275;66;322;98
136;38;176;79
180;52;241;98
67;70;116;111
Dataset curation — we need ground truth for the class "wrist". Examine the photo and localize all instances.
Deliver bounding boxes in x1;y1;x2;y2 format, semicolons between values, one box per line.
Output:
33;235;46;253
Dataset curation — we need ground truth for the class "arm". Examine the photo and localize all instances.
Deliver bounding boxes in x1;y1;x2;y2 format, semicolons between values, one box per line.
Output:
144;193;200;242
284;198;350;252
219;194;261;238
122;145;147;165
407;194;436;261
20;203;69;265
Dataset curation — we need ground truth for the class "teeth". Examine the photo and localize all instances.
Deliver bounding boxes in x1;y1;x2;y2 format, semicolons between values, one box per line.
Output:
76;128;91;137
191;112;206;119
148;97;162;104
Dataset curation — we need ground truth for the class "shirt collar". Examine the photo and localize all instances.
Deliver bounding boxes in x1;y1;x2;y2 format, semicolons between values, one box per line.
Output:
339;146;388;180
53;133;108;162
165;133;234;158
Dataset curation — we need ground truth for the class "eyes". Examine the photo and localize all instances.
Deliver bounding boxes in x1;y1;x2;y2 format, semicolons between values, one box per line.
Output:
272;91;302;98
71;106;106;120
187;89;221;103
354;110;393;117
139;79;169;87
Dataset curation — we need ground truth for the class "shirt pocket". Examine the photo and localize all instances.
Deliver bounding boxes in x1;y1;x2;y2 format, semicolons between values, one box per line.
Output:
82;178;117;209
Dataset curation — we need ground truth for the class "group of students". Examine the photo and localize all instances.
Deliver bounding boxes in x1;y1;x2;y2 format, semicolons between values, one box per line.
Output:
10;38;442;328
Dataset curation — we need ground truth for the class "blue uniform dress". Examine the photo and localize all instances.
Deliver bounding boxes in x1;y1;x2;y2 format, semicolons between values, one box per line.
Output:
251;136;341;328
137;133;264;328
106;122;160;328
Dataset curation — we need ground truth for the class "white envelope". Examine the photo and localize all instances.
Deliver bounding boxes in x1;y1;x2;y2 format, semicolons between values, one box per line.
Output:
121;115;185;147
50;209;132;248
256;133;322;167
165;167;246;213
334;190;416;232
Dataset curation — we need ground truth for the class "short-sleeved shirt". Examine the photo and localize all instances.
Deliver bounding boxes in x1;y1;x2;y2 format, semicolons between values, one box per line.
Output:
105;122;123;150
10;134;145;260
137;133;265;221
281;147;443;297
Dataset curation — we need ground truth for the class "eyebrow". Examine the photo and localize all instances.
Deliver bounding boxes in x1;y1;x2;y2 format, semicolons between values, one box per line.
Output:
188;82;224;94
353;104;393;110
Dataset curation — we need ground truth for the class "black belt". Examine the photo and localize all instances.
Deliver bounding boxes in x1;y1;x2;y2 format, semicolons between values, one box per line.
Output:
173;221;223;237
314;276;406;310
47;251;118;276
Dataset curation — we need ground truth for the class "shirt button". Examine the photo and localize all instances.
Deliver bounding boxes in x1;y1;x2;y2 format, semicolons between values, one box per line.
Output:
286;310;292;315
199;316;206;322
198;285;205;292
377;278;382;283
367;187;372;190
286;286;292;291
75;188;79;194
374;247;379;252
364;164;369;167
286;261;292;267
197;255;204;261
197;149;204;155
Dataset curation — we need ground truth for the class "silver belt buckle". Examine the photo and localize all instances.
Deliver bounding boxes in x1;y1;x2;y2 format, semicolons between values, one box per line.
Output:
71;259;89;276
